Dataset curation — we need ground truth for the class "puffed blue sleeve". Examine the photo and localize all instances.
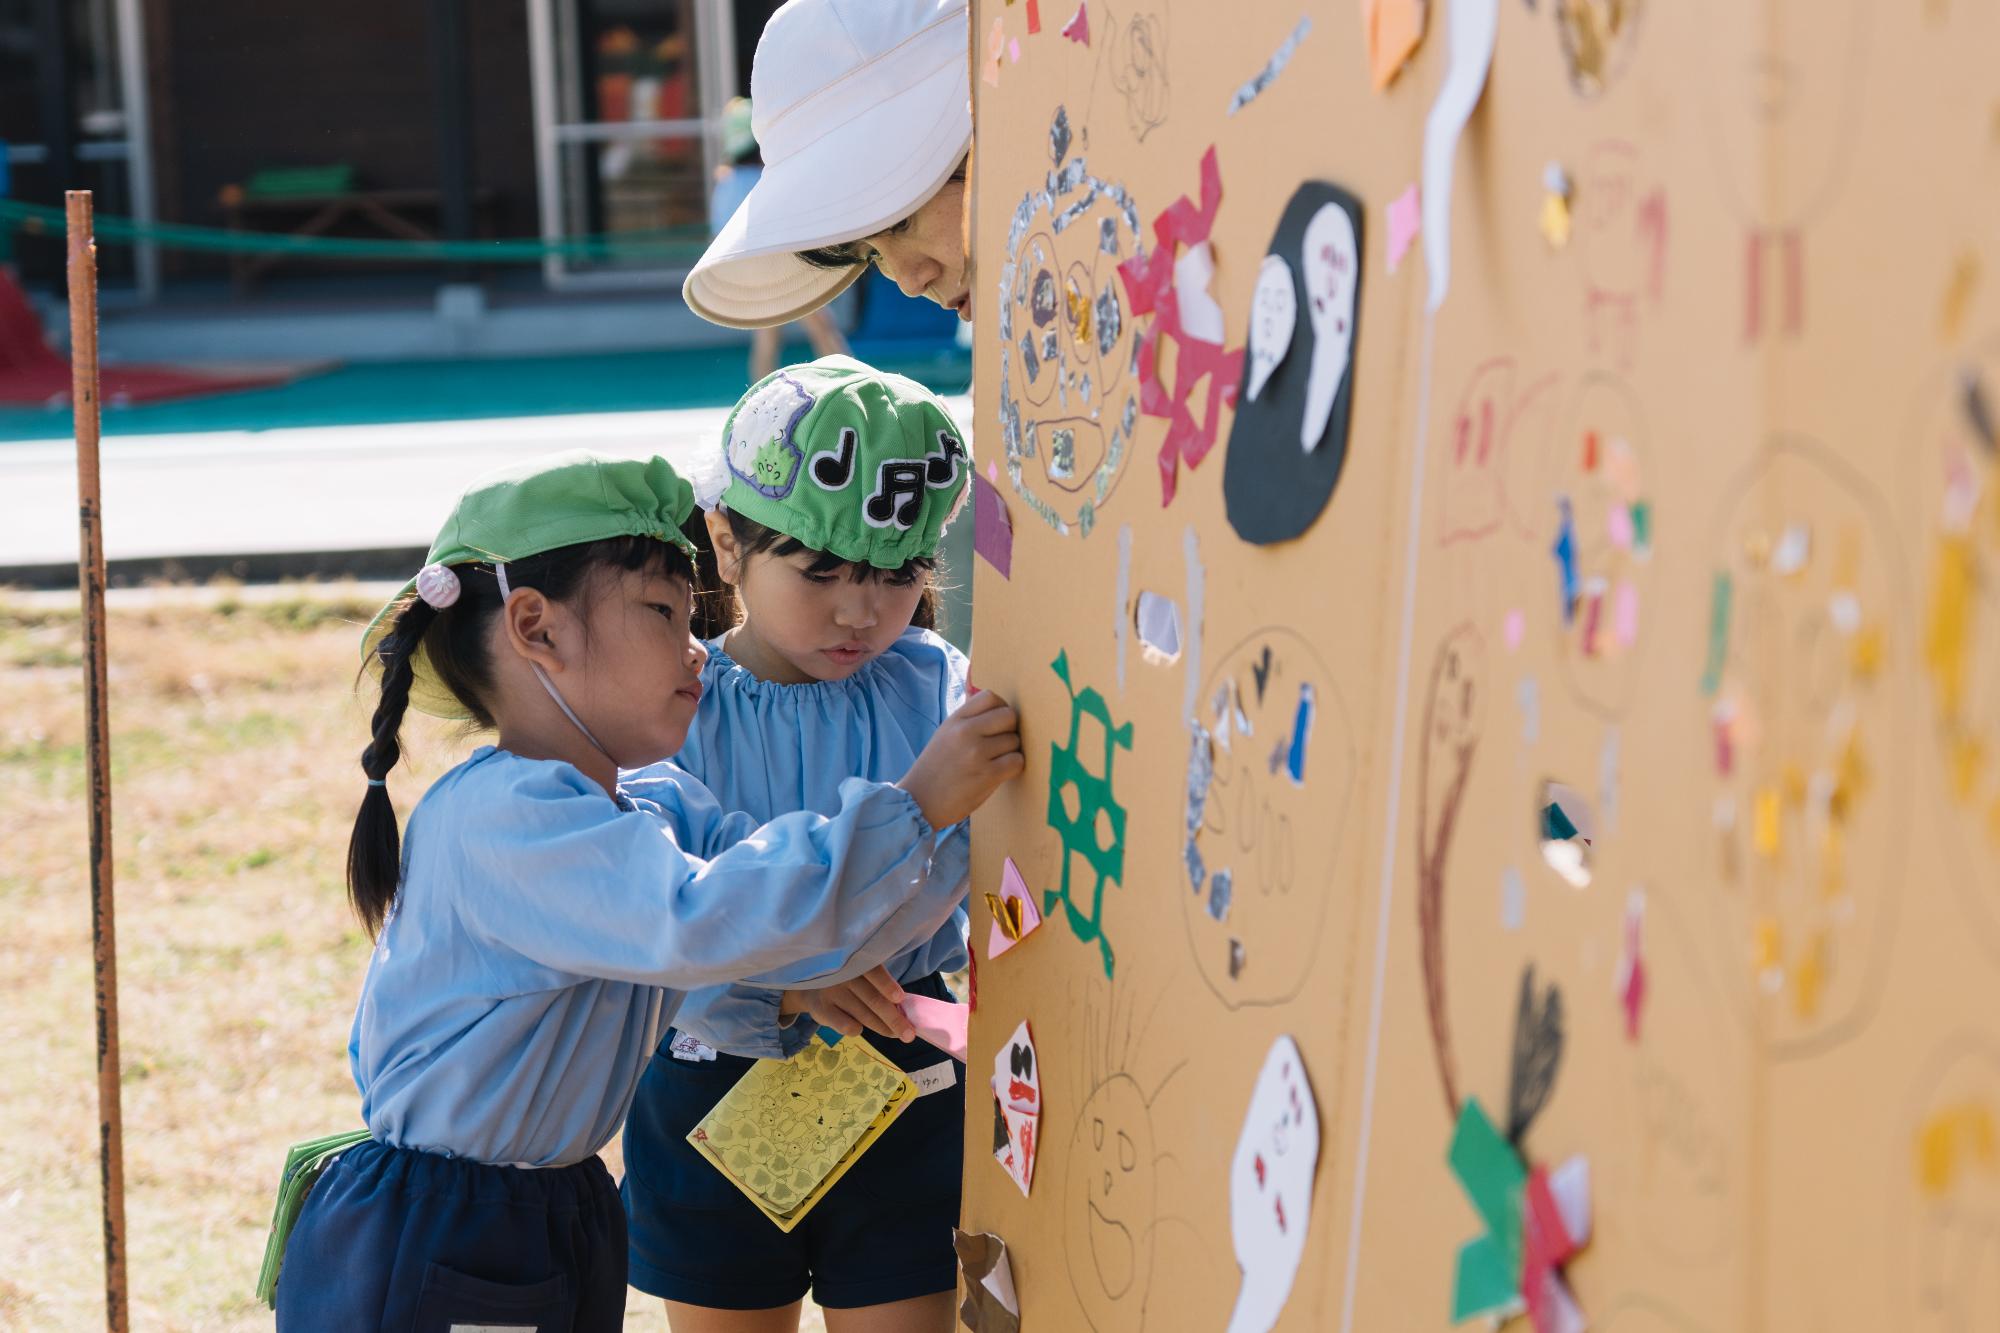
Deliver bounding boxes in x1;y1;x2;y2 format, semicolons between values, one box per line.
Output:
451;760;963;991
667;820;971;1058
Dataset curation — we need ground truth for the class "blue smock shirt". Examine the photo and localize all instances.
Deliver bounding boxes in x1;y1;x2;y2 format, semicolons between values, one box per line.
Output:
636;627;972;1059
349;746;963;1168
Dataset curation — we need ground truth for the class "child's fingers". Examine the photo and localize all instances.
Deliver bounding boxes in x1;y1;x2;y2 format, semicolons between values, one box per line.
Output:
953;689;1005;720
962;705;1020;739
858;965;908;1006
827;978;915;1041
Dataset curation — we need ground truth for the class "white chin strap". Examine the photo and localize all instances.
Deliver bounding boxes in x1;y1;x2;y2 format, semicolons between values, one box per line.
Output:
496;563;615;765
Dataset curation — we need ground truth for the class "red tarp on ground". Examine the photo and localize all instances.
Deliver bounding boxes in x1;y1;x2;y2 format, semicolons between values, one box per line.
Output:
0;270;307;409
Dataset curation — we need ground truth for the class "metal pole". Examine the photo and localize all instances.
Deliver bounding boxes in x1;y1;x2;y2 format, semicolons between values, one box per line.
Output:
66;189;131;1333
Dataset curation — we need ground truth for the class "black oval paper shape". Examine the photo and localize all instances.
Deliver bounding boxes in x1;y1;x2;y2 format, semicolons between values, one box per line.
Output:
1223;181;1365;546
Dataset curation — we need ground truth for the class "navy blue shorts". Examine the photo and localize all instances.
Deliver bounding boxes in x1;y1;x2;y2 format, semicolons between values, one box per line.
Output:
275;1138;627;1332
622;974;966;1310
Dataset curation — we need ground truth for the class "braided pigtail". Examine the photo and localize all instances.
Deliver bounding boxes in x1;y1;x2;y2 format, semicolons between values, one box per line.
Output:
346;597;439;936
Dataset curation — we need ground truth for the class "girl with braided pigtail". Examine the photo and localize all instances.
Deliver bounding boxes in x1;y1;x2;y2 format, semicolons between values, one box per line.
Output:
272;451;1023;1332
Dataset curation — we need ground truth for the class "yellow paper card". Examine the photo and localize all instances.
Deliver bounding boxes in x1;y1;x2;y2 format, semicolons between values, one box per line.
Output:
687;1035;916;1233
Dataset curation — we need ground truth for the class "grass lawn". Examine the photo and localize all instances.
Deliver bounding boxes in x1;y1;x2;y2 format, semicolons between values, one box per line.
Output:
0;585;827;1331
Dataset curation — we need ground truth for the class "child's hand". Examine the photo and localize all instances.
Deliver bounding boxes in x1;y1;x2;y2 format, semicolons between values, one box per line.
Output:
781;965;917;1041
898;690;1024;830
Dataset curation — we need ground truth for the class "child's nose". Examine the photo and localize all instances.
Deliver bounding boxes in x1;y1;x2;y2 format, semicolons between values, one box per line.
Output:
834;588;880;629
687;635;709;669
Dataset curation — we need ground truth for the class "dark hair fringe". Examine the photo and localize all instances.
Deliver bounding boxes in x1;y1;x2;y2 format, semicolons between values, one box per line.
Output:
345;530;701;936
690;507;944;640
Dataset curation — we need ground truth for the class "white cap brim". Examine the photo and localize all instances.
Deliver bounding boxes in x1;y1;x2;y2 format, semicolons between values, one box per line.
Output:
682;57;971;329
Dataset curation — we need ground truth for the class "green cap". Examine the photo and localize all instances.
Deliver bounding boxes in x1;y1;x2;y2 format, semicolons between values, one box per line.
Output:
363;450;698;718
718;355;970;569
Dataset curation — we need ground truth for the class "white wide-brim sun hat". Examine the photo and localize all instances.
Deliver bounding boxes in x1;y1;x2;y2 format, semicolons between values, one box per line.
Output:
683;0;973;330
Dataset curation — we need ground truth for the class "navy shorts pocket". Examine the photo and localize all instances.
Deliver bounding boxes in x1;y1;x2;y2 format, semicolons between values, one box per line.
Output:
410;1262;573;1333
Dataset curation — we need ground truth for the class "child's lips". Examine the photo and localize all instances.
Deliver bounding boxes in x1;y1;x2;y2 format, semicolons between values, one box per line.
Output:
823;643;870;665
676;681;704;704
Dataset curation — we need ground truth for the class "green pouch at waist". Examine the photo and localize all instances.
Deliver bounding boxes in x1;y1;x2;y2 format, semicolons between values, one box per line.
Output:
254;1127;371;1308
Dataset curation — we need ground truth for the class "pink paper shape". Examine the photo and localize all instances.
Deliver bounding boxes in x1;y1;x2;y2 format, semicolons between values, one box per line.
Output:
986;459;999;483
1026;0;1041;33
1504;608;1525;652
1061;1;1090;44
987;856;1044;958
973;473;1014;579
1619;896;1646;1041
900;993;969;1061
1386;183;1421;275
1613;580;1640;648
1606;502;1634;551
1116;145;1243;506
1008;36;1021;62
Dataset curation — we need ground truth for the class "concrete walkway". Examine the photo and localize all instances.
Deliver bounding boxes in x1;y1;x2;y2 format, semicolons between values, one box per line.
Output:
1;396;974;573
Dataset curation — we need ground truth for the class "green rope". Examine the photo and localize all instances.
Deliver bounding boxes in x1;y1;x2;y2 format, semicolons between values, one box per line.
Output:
0;197;711;264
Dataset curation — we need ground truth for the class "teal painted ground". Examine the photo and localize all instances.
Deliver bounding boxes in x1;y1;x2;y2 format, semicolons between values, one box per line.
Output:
0;341;971;443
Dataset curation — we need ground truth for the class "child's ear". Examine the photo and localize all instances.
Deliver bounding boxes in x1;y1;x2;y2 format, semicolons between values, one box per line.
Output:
705;509;742;584
501;588;569;674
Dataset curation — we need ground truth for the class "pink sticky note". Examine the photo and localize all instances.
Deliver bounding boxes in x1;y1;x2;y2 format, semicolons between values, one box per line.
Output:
901;993;969;1062
1614;580;1640;648
1606;503;1634;552
1504;608;1525;652
1061;1;1090;44
973;473;1014;579
987;856;1043;958
1386;183;1421;275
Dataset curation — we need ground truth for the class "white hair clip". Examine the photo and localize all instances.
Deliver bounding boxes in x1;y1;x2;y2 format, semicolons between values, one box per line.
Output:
415;562;462;609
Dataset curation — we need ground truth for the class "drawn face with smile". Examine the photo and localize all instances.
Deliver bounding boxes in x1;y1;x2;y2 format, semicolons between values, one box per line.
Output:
1064;1074;1158;1332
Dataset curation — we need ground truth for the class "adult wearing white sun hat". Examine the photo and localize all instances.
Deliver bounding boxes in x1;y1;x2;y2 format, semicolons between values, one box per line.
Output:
683;0;977;330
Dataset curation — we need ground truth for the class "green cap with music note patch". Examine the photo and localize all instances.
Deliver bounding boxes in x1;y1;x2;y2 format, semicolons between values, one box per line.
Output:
715;354;971;569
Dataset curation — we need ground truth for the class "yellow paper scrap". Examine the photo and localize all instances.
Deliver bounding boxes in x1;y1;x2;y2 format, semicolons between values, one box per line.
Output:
985;891;1026;941
1917;1103;2000;1197
1849;625;1884;681
1540;192;1572;250
1752;917;1782;976
1753;787;1782;859
1792;933;1826;1020
688;1034;916;1232
1927;537;1975;717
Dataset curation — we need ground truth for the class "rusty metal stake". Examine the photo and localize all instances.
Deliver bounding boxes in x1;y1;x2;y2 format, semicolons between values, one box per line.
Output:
67;188;131;1333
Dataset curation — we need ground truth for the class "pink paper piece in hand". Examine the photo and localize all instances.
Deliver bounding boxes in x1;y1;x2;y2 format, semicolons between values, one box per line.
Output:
1061;1;1090;44
1387;183;1421;275
987;856;1044;959
1116;145;1244;506
901;993;969;1062
973;473;1014;579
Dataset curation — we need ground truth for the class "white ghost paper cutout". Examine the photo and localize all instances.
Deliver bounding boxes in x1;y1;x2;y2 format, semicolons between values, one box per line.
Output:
1226;1034;1320;1333
1174;240;1227;344
1299;202;1359;453
1245;254;1297;402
